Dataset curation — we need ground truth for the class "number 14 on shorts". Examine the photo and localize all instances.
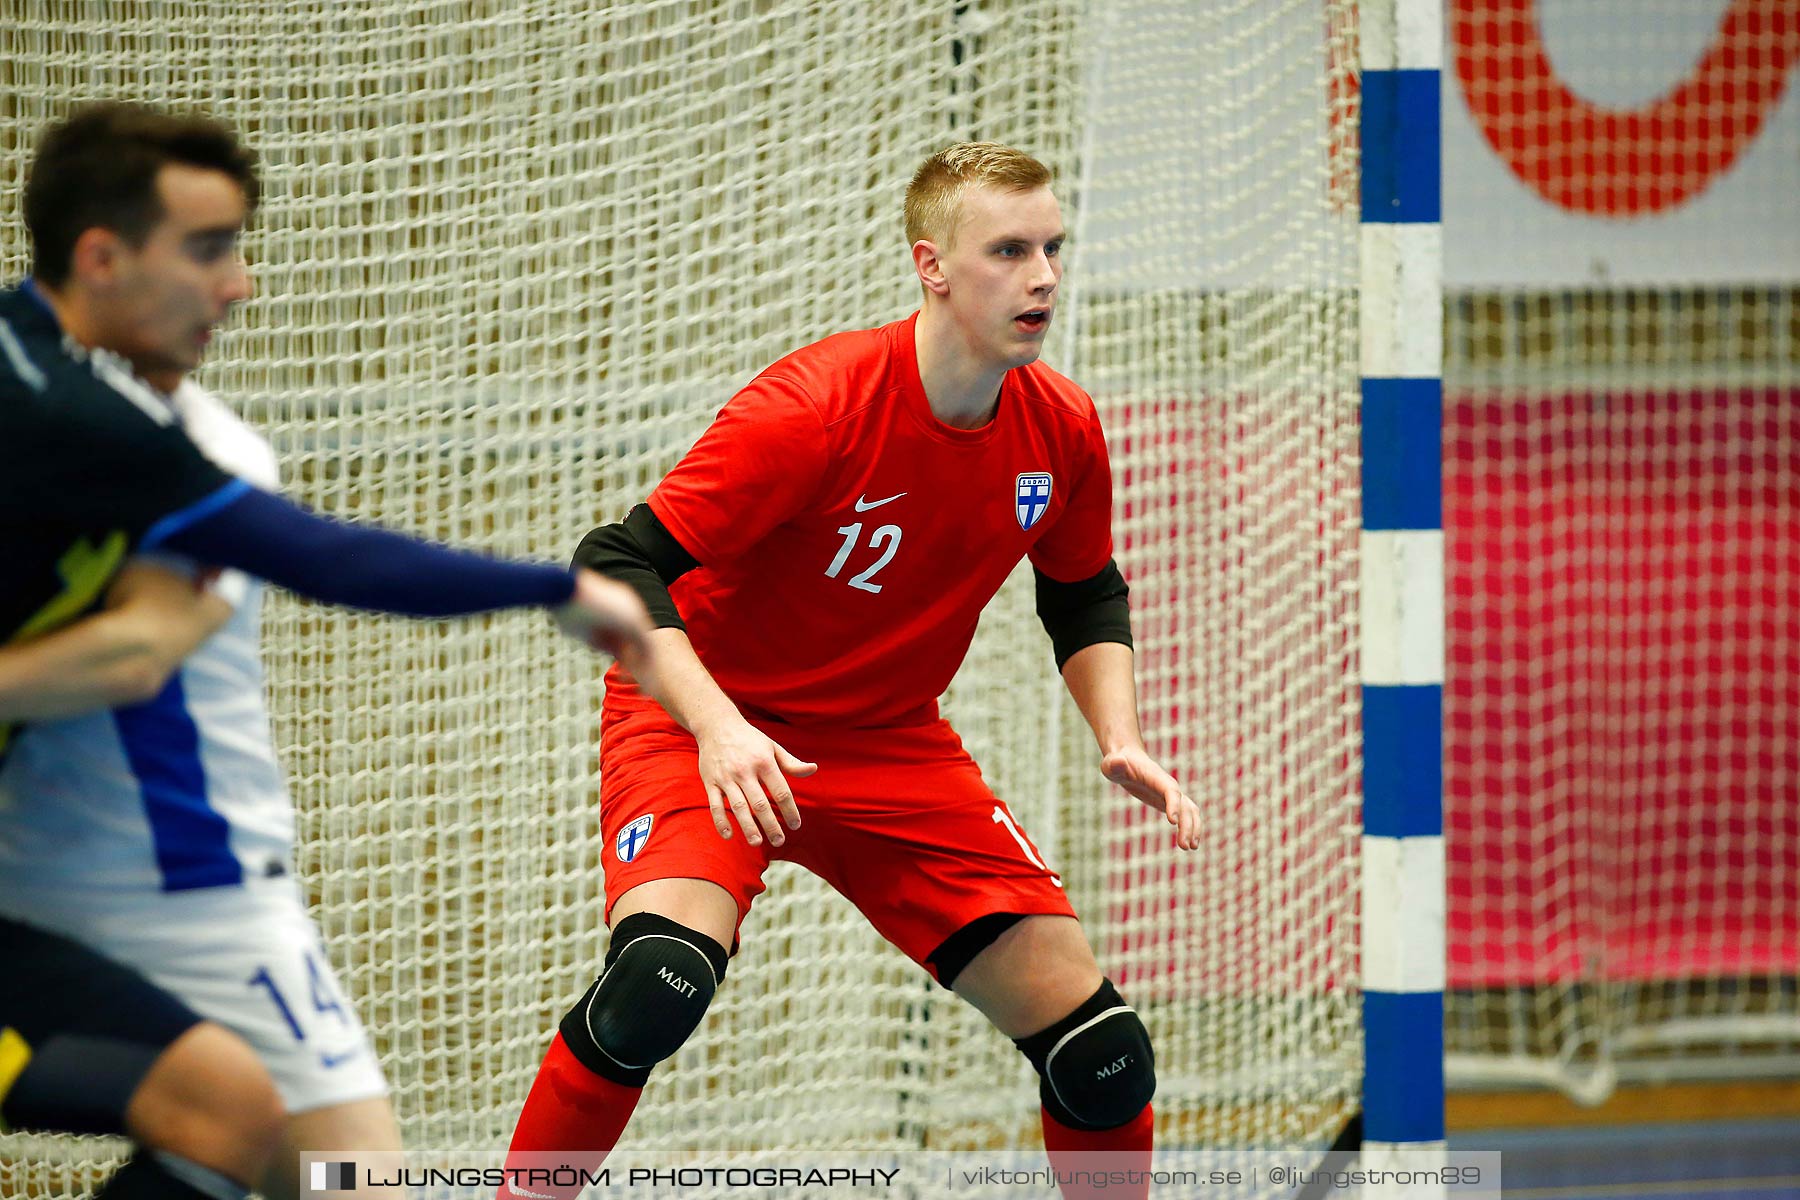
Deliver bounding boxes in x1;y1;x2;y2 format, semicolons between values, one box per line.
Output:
247;948;352;1042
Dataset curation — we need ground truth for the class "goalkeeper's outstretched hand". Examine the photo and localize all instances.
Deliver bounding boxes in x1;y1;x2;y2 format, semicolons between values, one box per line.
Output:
1101;747;1201;851
555;568;654;674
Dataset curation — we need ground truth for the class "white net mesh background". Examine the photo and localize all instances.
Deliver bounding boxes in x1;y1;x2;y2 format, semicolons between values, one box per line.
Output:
1443;0;1800;1100
1;0;1360;1191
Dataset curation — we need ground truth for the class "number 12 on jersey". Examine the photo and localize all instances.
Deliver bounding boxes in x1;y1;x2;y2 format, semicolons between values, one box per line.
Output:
826;523;902;593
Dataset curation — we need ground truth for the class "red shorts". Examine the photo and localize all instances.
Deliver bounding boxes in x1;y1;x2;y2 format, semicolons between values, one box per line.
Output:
597;698;1075;981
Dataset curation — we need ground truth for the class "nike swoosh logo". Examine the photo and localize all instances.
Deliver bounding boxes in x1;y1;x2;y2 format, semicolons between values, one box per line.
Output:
318;1047;362;1069
854;492;906;512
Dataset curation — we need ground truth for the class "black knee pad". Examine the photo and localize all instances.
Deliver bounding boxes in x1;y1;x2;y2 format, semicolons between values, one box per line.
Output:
1013;979;1156;1131
559;913;728;1087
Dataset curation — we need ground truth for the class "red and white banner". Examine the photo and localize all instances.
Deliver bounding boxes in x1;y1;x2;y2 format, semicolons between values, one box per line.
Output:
1446;0;1800;287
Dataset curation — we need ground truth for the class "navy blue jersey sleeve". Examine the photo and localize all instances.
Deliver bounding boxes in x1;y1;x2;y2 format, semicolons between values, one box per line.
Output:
0;342;237;544
0;289;248;651
153;486;576;616
2;288;570;623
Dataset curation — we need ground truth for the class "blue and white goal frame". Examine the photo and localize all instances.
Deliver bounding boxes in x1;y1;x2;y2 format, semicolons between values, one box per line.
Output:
1359;0;1447;1172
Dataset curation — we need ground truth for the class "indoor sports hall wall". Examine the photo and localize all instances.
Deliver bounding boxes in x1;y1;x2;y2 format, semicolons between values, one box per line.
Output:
1441;0;1799;1100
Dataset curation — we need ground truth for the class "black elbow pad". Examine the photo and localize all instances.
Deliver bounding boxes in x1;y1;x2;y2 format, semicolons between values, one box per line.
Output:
571;504;700;630
1035;560;1133;669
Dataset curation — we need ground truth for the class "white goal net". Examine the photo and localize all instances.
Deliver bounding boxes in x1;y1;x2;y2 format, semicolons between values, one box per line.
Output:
1;1;1361;1191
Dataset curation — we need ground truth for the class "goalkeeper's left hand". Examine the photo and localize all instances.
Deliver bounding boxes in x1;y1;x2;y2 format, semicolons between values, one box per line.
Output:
1101;747;1201;851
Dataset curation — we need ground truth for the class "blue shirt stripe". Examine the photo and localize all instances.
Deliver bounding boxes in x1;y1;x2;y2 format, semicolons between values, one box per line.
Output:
140;477;254;552
113;672;243;891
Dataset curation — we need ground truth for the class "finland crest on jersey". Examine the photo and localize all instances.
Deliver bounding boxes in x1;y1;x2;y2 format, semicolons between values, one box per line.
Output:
616;813;654;862
1016;472;1053;530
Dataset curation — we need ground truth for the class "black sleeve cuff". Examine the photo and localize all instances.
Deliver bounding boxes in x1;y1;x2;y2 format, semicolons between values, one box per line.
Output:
571;504;700;631
1035;560;1133;670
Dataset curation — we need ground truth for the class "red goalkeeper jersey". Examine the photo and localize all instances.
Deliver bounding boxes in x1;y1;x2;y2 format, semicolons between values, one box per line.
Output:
622;311;1114;729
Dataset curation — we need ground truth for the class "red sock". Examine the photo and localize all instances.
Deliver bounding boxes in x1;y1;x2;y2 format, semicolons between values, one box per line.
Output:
1041;1104;1154;1200
498;1033;642;1200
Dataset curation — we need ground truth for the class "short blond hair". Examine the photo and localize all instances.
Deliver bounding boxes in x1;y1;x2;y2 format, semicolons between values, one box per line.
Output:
904;142;1052;249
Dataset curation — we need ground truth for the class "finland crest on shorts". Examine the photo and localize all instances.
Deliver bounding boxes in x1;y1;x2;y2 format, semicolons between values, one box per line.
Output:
1016;472;1053;530
616;814;655;862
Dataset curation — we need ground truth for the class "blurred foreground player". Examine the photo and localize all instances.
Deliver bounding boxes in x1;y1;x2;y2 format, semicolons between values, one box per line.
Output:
0;102;653;1200
502;142;1200;1200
